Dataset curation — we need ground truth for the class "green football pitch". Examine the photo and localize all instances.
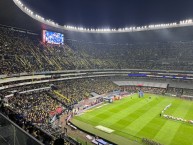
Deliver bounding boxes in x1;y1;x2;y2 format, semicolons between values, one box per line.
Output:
72;94;193;145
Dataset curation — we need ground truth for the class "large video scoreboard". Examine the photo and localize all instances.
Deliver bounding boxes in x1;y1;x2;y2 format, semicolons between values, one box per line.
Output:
42;30;64;45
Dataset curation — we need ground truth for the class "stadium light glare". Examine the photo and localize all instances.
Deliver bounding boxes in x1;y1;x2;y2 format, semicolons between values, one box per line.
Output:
13;0;193;33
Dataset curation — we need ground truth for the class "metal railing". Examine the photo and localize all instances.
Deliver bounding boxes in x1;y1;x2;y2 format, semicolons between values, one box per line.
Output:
0;113;44;145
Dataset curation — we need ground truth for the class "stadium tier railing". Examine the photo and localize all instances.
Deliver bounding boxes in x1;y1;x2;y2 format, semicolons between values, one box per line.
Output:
1;69;193;92
0;113;44;145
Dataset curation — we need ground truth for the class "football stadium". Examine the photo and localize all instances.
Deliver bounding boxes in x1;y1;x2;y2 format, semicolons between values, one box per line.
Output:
1;0;193;145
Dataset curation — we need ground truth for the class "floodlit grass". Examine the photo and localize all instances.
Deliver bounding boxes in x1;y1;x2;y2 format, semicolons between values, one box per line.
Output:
73;94;193;145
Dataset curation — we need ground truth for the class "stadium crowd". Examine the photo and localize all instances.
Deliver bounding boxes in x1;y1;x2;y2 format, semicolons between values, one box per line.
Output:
1;26;193;75
8;92;63;125
53;78;118;101
122;86;166;95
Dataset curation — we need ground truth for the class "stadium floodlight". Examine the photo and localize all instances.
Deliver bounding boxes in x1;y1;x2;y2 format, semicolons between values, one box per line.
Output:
13;0;193;33
17;1;23;7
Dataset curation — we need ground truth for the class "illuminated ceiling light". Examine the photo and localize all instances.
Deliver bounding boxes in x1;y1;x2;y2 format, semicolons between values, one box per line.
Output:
13;1;193;33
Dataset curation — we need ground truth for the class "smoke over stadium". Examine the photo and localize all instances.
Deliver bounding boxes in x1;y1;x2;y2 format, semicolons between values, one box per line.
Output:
0;0;193;145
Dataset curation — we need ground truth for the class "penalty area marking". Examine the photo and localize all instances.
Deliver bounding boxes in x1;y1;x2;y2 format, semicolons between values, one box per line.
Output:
95;125;114;134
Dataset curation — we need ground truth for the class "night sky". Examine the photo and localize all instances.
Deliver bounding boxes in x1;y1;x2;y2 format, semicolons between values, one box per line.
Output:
23;0;193;29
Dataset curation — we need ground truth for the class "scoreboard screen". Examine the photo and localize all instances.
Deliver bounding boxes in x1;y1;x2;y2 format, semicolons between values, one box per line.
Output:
42;30;64;45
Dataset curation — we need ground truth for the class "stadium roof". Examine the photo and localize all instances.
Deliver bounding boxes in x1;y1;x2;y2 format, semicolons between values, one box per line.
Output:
0;0;63;33
12;0;193;33
1;0;193;43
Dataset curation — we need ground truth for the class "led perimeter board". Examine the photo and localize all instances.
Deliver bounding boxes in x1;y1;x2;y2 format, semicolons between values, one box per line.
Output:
42;30;64;45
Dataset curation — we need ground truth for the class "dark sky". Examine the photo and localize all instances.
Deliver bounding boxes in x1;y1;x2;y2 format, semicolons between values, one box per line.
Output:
23;0;193;28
